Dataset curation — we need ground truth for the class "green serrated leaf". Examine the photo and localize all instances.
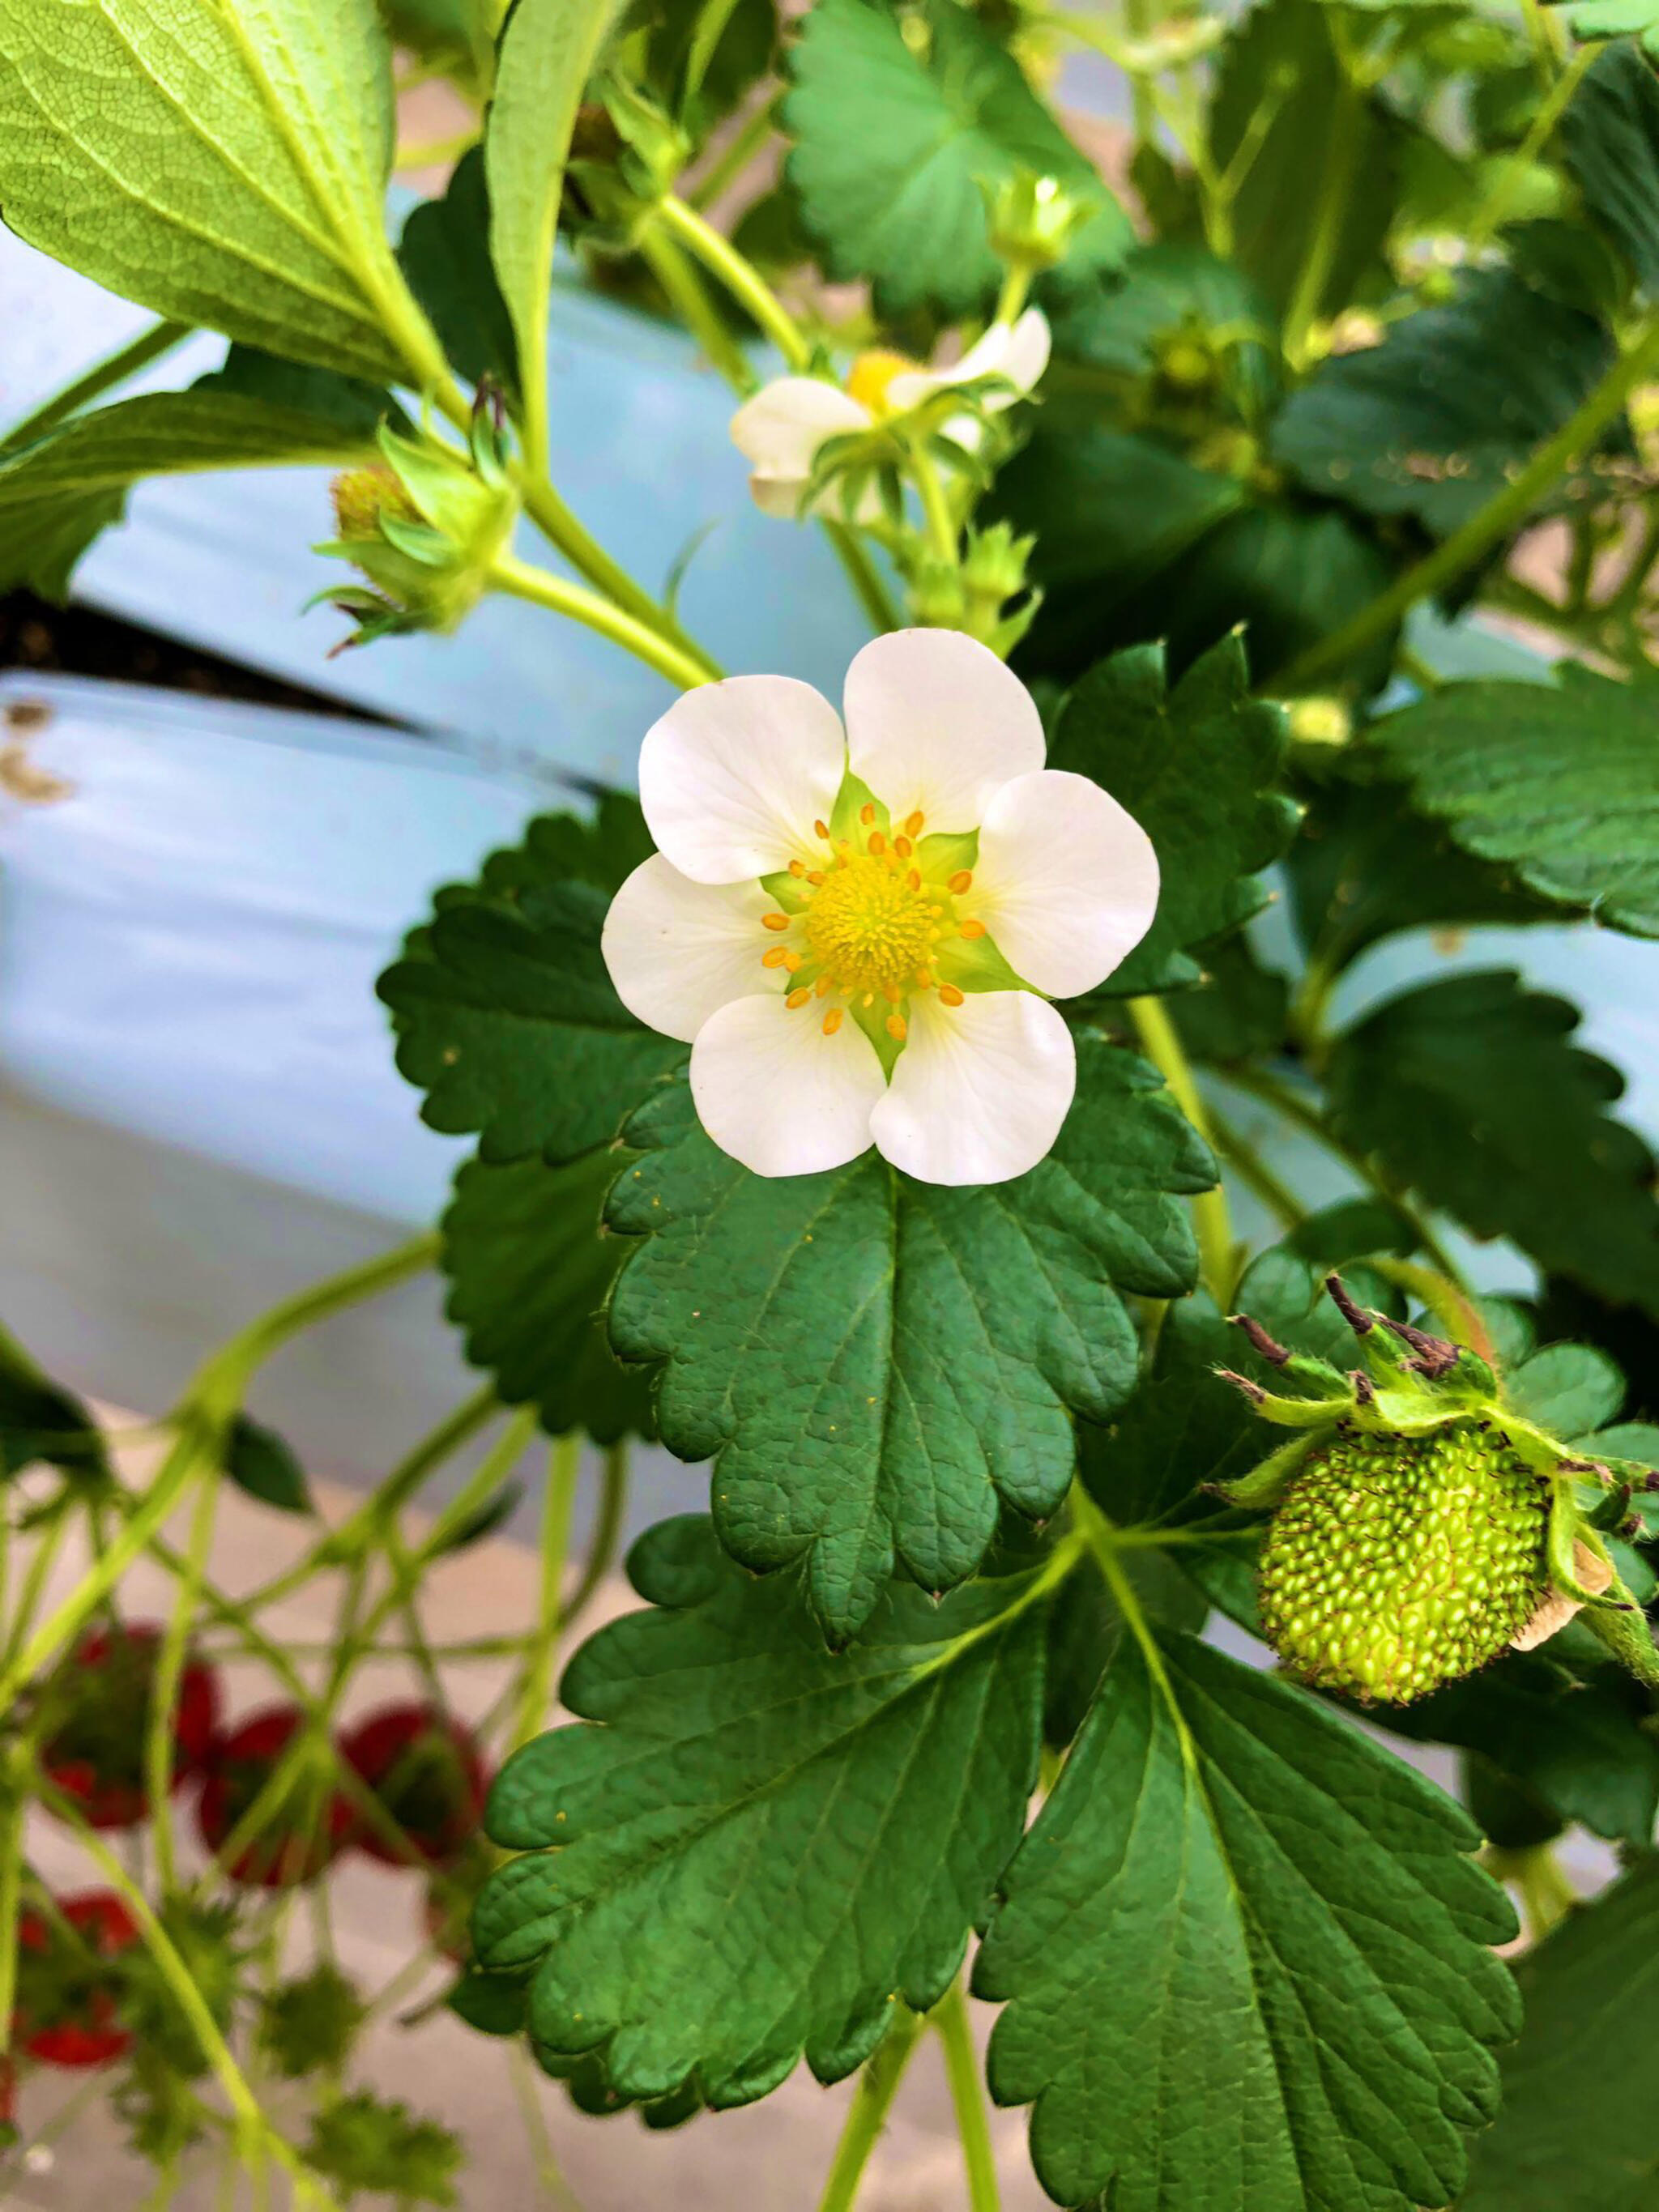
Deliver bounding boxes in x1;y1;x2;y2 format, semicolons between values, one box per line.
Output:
1272;270;1618;538
398;147;522;409
607;1038;1209;1643
783;0;1129;322
378;808;681;1164
476;1514;1049;2103
0;379;384;601
0;1321;109;1484
1326;970;1659;1318
1562;39;1659;292
1504;1339;1627;1436
445;1967;529;2038
1461;1856;1659;2210
1368;670;1659;939
0;0;441;385
224;1413;313;1515
443;1149;655;1445
1049;637;1297;996
488;0;624;455
976;1626;1520;2212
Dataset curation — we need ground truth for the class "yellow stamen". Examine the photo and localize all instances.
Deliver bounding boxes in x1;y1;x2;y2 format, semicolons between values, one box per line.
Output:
868;829;885;855
814;818;830;840
822;1007;844;1036
762;912;791;932
881;982;901;1004
960;918;986;940
885;1014;907;1041
949;869;973;894
915;966;934;988
859;803;876;827
905;810;925;837
940;984;965;1007
787;986;812;1008
806;870;825;886
845;347;920;416
761;946;788;968
893;835;913;859
788;858;806;879
815;973;836;997
906;868;921;891
783;951;803;971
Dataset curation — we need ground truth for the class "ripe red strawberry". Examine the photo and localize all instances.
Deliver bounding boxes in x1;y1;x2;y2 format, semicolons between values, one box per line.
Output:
40;1619;220;1830
14;1890;139;2068
195;1707;351;1888
339;1703;488;1866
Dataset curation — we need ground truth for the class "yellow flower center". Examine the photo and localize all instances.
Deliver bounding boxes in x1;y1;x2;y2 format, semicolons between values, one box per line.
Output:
845;348;921;418
804;851;939;995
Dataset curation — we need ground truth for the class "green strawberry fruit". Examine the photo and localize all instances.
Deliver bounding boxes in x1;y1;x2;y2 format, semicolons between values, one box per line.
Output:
1258;1421;1550;1703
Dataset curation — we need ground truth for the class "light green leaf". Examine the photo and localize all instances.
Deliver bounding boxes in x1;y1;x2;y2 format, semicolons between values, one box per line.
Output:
1326;970;1659;1319
1504;1339;1627;1436
476;1515;1049;2103
442;1147;654;1445
377;805;677;1166
1461;1856;1659;2210
1049;636;1298;996
1273;271;1618;538
487;0;624;463
0;377;385;600
606;1040;1211;1643
0;0;444;386
1562;39;1659;292
783;0;1130;321
1369;668;1659;938
975;1627;1520;2212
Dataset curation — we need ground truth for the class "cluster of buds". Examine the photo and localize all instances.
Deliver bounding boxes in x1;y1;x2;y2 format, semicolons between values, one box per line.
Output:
1216;1276;1657;1704
562;78;690;255
907;521;1041;654
319;394;518;650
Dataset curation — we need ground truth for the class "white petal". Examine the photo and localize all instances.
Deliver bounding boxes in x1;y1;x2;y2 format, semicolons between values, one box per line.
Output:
885;309;1051;413
690;995;885;1176
870;990;1075;1186
971;769;1160;998
602;855;778;1044
640;676;846;885
842;629;1045;833
729;379;872;484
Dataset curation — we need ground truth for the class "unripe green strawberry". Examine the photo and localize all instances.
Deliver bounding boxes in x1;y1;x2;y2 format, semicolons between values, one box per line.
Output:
1258;1421;1550;1704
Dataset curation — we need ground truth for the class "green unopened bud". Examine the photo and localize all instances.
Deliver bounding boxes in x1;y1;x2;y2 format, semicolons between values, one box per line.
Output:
1259;1423;1550;1703
958;522;1040;655
983;171;1095;274
1287;696;1352;748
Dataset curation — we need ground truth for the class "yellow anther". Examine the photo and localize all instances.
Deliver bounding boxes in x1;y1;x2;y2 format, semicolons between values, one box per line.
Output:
915;966;934;988
960;918;987;940
787;986;812;1008
906;868;921;891
815;973;836;996
905;809;925;837
868;829;886;855
814;818;830;840
761;946;788;968
859;803;876;827
949;869;973;894
788;858;806;878
885;1014;907;1041
801;850;937;998
806;869;826;886
846;347;920;416
762;912;791;931
822;1007;844;1036
881;982;901;1004
862;991;874;1008
940;983;965;1007
783;951;803;972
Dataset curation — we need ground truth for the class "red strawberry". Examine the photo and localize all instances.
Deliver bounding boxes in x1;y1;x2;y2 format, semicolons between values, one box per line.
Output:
195;1707;350;1888
339;1703;488;1866
14;1890;139;2068
40;1619;220;1830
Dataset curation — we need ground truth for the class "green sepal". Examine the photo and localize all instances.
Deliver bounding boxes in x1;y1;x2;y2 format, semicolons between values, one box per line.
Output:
1212;1429;1320;1509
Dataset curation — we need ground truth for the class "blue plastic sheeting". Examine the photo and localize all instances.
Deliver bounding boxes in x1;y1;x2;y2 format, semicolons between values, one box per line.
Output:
0;671;540;1224
2;226;875;782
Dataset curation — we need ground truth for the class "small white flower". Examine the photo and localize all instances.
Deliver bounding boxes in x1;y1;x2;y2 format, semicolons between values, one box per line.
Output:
728;310;1051;520
602;628;1158;1185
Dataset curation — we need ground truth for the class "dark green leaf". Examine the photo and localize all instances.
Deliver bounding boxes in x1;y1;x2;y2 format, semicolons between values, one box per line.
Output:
1326;970;1659;1318
1272;271;1618;538
1368;668;1659;938
1048;635;1298;995
1168;934;1290;1063
783;0;1129;321
378;808;681;1165
1046;245;1279;428
224;1414;313;1515
445;1968;530;2038
1562;39;1659;292
976;1627;1519;2212
398;149;522;407
1460;1856;1659;2210
476;1515;1049;2104
442;1148;654;1445
0;1323;108;1484
1043;1547;1207;1750
606;1038;1210;1643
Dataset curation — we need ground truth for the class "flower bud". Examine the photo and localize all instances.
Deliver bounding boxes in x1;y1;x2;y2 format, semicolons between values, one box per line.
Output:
982;172;1095;274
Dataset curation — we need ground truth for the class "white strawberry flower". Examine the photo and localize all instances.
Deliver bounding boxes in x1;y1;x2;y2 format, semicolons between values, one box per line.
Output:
601;628;1159;1185
728;309;1051;520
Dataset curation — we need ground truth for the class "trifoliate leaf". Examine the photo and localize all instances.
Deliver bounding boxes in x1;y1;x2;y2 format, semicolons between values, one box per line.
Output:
606;1039;1210;1643
303;2091;462;2209
1272;270;1618;538
0;0;424;384
224;1414;313;1515
377;807;680;1165
783;0;1129;320
1325;970;1659;1318
257;1964;368;2079
443;1148;655;1445
0;1321;109;1483
476;1515;1049;2105
1048;636;1298;996
1562;39;1659;292
397;148;522;408
975;1627;1520;2212
1367;669;1659;939
1460;1856;1659;2210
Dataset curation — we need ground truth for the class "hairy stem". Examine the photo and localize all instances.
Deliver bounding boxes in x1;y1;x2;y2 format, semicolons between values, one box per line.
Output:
817;2007;928;2212
492;549;718;692
1127;997;1236;1301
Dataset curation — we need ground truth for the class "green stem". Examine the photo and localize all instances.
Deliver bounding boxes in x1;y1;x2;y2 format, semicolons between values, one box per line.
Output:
688;88;785;211
1465;42;1598;256
1279;312;1659;691
1282;32;1361;369
1205;1101;1305;1230
492;549;717;692
146;1467;220;1896
656;193;810;368
562;1439;632;1631
4;318;194;449
909;441;960;565
1126;996;1236;1301
511;1433;585;1750
816;2008;928;2212
511;472;722;680
639;224;757;394
933;1984;1000;2212
0;1761;24;2057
